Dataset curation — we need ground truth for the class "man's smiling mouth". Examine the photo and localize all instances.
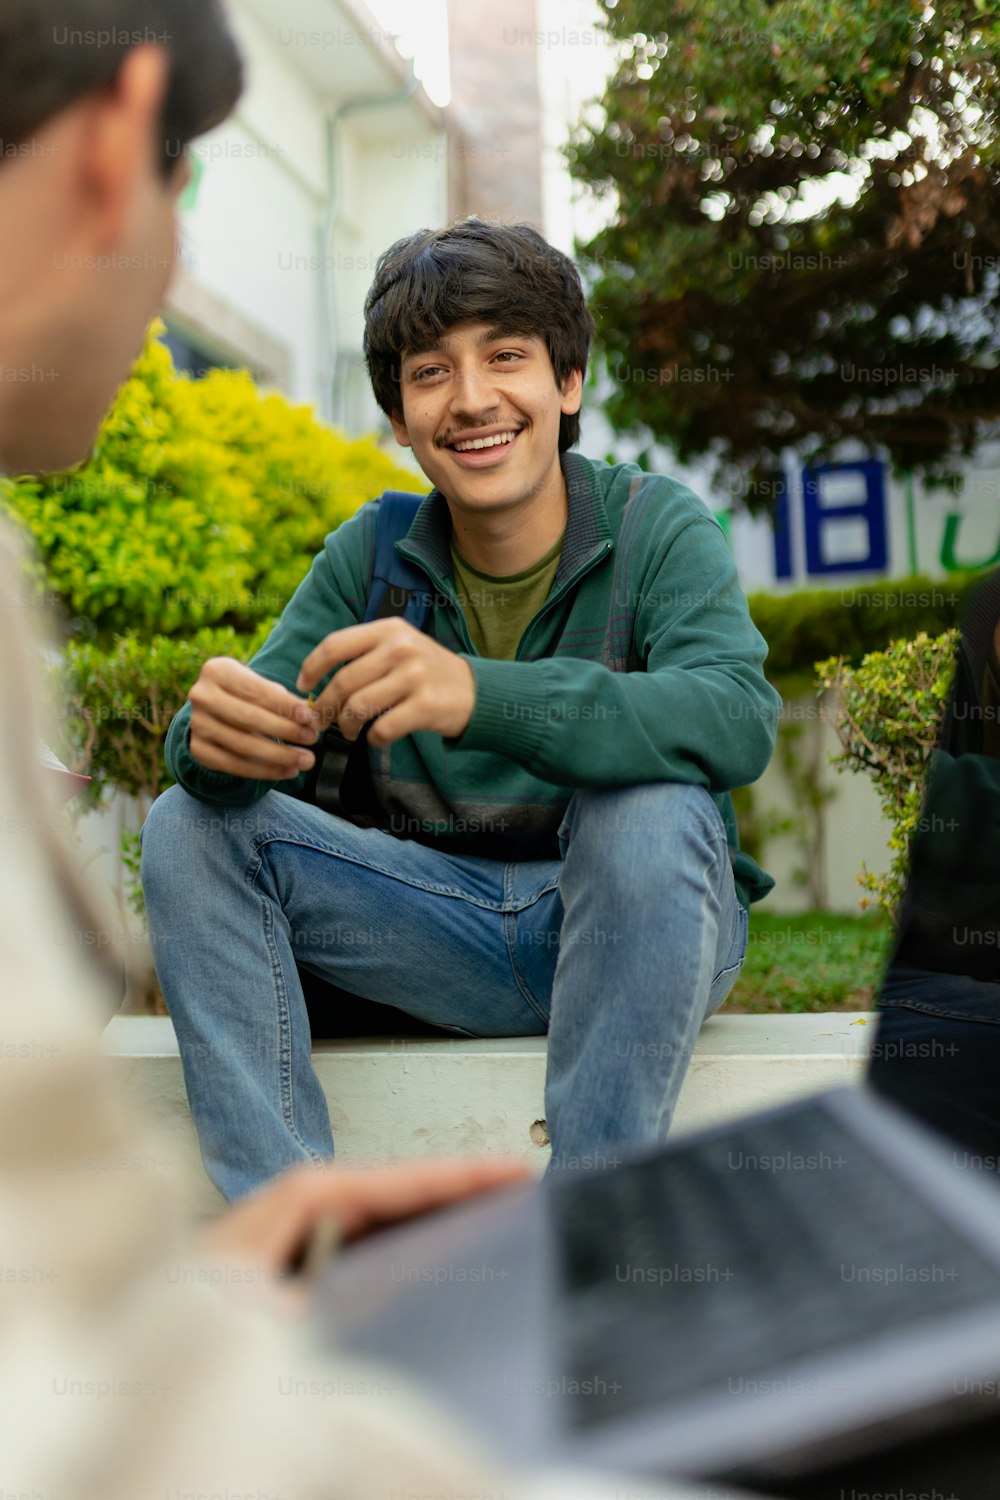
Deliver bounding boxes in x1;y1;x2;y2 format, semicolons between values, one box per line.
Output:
441;424;523;453
451;430;518;452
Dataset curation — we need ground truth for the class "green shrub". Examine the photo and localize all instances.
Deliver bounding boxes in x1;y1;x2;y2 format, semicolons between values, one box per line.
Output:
750;575;980;694
55;623;275;812
1;324;425;641
55;624;277;919
816;630;960;918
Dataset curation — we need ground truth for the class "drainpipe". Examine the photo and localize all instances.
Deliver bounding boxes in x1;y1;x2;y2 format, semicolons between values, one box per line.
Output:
319;76;419;428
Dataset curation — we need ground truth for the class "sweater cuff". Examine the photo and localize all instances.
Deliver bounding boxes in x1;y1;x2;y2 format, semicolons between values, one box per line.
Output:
168;717;270;804
452;657;550;762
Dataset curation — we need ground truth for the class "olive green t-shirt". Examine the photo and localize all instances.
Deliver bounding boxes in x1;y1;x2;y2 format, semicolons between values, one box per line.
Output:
450;530;564;660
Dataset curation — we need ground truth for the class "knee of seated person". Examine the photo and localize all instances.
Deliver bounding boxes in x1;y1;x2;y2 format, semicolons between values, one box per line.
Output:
140;784;245;875
569;782;724;857
140;785;198;874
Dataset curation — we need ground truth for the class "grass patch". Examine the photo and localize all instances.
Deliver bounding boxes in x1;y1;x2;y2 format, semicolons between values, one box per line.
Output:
726;910;893;1014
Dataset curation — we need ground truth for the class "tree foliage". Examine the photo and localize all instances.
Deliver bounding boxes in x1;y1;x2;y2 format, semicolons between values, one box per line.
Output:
570;0;1000;500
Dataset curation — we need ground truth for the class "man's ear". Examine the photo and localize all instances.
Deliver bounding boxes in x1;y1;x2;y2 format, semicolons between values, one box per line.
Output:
389;409;412;449
560;367;584;416
81;45;170;248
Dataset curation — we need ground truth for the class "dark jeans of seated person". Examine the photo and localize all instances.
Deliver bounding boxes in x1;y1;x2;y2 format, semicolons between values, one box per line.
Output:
869;965;1000;1166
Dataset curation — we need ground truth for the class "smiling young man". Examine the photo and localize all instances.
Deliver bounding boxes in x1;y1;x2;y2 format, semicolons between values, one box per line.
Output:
143;220;782;1198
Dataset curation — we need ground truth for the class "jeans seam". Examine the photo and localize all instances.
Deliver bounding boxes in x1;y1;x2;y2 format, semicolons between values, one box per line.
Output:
249;849;326;1161
877;998;1000;1026
250;829;523;912
504;911;552;1026
710;892;747;987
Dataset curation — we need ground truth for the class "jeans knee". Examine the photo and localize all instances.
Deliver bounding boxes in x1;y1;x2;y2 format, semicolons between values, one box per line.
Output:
565;782;725;865
141;784;251;888
140;785;196;890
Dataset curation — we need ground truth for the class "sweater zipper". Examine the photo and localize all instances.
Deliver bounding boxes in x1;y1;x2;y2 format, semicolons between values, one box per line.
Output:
514;540;613;661
397;538;613;662
395;550;479;656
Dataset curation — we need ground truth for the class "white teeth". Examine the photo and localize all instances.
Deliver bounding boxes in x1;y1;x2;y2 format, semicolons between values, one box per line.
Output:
453;431;517;452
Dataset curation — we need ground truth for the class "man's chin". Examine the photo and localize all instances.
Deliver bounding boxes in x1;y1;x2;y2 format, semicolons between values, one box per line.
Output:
3;439;92;478
1;408;101;477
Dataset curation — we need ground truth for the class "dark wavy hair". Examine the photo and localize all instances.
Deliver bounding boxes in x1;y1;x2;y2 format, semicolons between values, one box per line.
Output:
0;0;243;178
364;218;595;452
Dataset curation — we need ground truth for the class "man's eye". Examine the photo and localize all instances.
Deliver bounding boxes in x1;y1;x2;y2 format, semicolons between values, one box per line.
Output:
412;366;445;382
494;351;523;364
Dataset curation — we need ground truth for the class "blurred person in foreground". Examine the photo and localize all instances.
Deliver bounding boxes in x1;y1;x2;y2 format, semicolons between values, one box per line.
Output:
0;3;702;1496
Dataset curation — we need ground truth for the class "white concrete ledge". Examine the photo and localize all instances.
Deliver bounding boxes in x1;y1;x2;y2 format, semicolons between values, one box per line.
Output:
102;1013;877;1214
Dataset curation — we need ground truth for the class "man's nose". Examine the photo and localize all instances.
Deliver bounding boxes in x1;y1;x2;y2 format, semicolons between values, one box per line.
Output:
449;362;499;417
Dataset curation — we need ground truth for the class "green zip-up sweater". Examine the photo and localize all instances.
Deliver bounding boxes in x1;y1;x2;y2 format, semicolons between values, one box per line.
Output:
165;452;782;908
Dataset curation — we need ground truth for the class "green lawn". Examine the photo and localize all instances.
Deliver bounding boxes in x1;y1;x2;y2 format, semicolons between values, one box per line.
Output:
726;910;893;1014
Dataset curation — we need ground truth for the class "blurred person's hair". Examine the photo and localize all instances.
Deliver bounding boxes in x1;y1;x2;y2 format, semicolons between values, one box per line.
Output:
364;218;595;453
0;0;243;178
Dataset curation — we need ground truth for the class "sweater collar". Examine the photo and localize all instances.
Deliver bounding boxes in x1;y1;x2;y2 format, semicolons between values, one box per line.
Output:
397;449;613;589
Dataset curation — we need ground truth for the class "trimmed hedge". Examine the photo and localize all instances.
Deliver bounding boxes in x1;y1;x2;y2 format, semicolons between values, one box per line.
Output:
749;572;983;689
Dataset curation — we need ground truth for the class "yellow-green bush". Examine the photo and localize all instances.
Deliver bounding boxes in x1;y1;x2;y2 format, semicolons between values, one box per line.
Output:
1;325;425;639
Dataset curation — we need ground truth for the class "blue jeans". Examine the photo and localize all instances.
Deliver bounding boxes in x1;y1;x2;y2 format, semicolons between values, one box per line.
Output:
141;781;747;1200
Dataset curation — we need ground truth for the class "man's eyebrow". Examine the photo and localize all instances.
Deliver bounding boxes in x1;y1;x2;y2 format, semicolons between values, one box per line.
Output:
402;328;535;365
402;340;452;365
477;326;532;346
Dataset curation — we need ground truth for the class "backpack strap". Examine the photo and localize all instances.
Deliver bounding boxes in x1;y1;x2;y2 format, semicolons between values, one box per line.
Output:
363;490;433;629
301;492;434;822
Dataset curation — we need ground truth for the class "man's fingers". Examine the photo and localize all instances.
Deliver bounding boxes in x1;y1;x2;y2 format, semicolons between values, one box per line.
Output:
365;698;423;748
199;1158;531;1276
191;720;314;780
187;658;322;779
297;622;402;693
302;1158;532;1242
191;679;318;746
332;664;416;739
204;657;317;726
311;645;396;725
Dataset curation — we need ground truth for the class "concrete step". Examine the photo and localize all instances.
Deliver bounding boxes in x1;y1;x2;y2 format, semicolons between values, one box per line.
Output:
102;1012;877;1213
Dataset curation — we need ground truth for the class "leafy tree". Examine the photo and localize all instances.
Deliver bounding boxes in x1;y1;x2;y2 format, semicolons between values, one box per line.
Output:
570;0;1000;502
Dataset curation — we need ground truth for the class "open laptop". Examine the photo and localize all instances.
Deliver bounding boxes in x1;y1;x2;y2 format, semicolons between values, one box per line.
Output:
315;574;1000;1497
316;1086;1000;1494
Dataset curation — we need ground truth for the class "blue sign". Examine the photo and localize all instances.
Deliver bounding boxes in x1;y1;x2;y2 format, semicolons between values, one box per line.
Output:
802;460;888;575
773;460;889;579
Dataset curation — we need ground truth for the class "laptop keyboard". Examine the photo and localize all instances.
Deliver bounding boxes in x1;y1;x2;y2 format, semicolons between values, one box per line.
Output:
552;1099;1000;1428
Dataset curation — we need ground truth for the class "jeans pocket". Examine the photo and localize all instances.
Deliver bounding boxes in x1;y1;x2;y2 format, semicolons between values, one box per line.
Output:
707;903;748;1014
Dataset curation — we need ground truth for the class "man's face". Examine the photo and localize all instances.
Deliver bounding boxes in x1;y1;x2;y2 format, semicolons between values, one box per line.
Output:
389;321;583;514
51;159;187;474
0;48;183;474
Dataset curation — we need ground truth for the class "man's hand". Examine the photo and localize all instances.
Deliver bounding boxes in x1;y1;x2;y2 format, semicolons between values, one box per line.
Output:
200;1157;530;1277
187;656;321;780
297;620;476;747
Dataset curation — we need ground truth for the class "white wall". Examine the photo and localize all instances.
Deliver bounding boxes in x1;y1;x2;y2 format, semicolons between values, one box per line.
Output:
168;0;447;422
